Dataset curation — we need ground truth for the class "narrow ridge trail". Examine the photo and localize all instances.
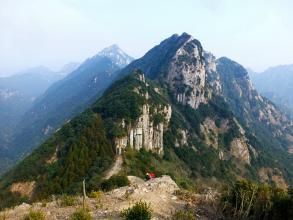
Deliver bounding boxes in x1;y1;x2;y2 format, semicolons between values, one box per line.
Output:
104;155;123;179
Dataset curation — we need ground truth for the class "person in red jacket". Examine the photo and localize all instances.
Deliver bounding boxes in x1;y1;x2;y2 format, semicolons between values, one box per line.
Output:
145;172;156;180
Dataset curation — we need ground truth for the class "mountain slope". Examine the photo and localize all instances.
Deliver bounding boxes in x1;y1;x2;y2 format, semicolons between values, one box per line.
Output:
0;71;171;208
0;45;133;173
217;58;293;148
0;66;67;150
120;33;293;182
249;65;293;118
0;33;292;209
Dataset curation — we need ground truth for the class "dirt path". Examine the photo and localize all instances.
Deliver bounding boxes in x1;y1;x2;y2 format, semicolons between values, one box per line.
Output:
104;155;123;179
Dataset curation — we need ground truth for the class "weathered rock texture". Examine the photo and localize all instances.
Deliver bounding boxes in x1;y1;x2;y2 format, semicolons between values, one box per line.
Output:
175;129;188;147
230;138;251;164
10;181;35;198
115;74;172;155
258;167;288;189
166;36;207;109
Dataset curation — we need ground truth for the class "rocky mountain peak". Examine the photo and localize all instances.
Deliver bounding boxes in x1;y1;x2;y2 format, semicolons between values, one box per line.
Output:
166;34;208;108
98;44;134;68
121;32;218;109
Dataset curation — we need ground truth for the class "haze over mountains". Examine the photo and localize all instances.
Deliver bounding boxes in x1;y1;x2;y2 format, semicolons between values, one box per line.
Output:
0;33;292;213
249;65;293;118
0;45;133;173
0;64;79;149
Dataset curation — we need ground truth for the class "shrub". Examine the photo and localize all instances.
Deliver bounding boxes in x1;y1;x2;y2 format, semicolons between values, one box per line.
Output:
59;195;76;207
172;210;196;220
121;201;152;220
175;190;197;204
221;180;293;220
88;190;103;208
70;209;92;220
23;210;45;220
88;190;103;199
100;175;129;191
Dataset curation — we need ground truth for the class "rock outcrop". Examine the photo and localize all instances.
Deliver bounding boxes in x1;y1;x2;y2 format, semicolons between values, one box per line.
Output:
165;36;221;110
230;138;251;164
115;74;172;155
258;167;288;189
204;52;222;95
165;36;208;109
116;104;172;155
175;129;188;147
200;118;220;149
10;181;35;198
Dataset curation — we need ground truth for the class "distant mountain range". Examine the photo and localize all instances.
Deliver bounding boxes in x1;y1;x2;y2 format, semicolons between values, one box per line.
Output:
0;33;292;209
249;65;293;118
0;64;79;151
0;45;133;172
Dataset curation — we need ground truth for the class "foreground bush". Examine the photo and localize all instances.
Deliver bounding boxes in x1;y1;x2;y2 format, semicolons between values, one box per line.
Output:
221;180;293;220
58;195;76;207
172;210;196;220
121;201;152;220
70;209;92;220
88;190;103;199
23;209;45;220
100;174;129;191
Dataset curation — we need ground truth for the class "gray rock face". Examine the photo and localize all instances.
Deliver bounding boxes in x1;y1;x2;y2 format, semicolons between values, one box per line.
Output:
175;129;188;147
167;36;207;109
230;138;251;164
115;104;172;155
165;37;221;110
204;52;222;95
115;74;172;155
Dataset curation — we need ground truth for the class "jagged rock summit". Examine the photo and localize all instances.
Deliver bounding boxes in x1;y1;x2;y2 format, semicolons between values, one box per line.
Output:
122;32;220;109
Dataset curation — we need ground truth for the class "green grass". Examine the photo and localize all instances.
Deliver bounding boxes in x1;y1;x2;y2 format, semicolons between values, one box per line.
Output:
23;210;45;220
121;201;152;220
70;209;92;220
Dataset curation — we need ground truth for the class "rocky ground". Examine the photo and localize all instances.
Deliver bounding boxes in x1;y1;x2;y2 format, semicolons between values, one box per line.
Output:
0;175;219;219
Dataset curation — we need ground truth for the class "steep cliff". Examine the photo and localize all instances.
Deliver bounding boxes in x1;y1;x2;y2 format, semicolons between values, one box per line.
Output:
166;36;207;108
113;75;172;155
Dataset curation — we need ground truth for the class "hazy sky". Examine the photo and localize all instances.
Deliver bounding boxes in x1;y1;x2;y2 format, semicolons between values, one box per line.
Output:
1;0;293;76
